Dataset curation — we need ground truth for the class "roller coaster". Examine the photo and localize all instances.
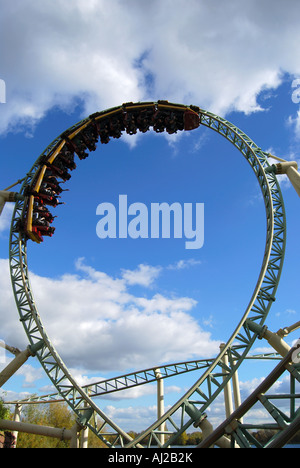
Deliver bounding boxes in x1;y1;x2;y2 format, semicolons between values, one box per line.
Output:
0;101;300;448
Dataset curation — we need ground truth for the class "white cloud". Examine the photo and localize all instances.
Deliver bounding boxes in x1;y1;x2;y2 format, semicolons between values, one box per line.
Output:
285;309;297;315
1;0;300;134
104;404;159;430
119;260;202;290
167;259;201;270
0;203;14;234
287;109;300;139
121;264;162;287
0;389;33;404
14;362;45;388
0;257;220;375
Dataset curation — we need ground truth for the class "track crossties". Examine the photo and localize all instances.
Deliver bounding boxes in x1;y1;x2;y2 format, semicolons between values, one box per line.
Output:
9;102;287;447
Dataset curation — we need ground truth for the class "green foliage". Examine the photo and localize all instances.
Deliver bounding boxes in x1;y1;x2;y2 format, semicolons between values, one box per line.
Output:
17;402;75;448
253;428;300;445
173;431;188;445
186;431;203;445
86;425;107;448
0;398;10;420
173;430;203;445
7;397;207;448
15;404;107;448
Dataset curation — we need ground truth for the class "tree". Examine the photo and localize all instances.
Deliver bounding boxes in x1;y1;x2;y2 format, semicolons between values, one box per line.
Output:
16;402;75;448
173;430;188;445
0;398;10;420
186;431;202;445
0;399;14;448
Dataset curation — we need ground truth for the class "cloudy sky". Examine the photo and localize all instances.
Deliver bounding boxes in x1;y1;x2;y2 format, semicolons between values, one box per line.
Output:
0;0;300;433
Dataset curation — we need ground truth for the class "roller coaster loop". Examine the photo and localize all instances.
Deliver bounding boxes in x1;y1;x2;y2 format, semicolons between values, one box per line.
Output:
8;101;292;447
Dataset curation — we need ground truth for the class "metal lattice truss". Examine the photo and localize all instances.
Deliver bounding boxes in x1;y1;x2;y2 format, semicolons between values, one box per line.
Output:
6;353;281;407
198;345;300;448
8;102;292;447
8;359;217;405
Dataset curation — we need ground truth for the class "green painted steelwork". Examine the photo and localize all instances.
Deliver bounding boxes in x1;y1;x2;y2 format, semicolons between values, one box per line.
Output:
8;102;289;447
197;345;300;448
6;352;281;407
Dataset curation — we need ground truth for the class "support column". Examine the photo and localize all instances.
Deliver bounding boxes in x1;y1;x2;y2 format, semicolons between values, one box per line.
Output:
12;404;22;448
0;342;43;388
155;369;165;445
0;419;75;442
80;400;90;448
232;364;243;424
0;191;23;216
0;348;33;388
197;414;233;448
246;321;291;357
220;344;234;419
70;423;81;449
0;418;82;448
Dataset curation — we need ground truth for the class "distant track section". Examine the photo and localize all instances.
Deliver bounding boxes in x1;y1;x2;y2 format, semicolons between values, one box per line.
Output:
6;353;280;406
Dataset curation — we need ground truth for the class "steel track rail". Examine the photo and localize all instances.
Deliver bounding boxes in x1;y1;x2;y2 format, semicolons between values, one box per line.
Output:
9;102;286;447
6;353;280;406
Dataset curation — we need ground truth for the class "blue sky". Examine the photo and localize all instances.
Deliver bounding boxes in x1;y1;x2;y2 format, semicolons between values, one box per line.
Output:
0;0;300;433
